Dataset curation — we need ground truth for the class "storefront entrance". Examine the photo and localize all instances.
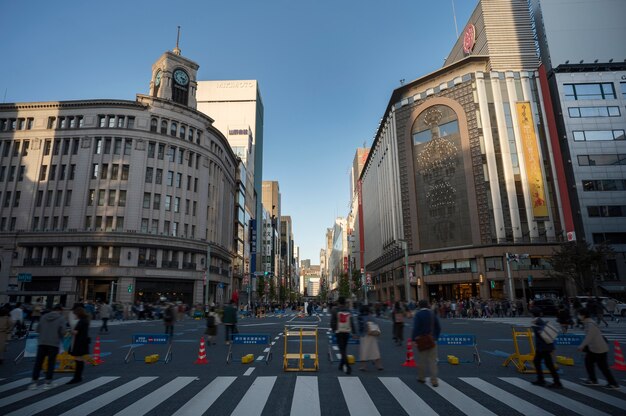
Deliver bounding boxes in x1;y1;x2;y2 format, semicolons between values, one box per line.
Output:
427;282;479;301
135;279;194;304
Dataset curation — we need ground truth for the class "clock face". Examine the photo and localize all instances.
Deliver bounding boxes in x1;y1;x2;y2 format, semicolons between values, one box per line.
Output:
174;69;189;86
155;70;162;87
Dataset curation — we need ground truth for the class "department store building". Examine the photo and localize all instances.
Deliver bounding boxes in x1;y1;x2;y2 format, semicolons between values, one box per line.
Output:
360;0;573;302
0;46;238;307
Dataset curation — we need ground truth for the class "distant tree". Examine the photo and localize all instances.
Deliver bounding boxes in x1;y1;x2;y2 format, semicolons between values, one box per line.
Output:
546;241;613;295
339;272;351;299
319;279;328;303
351;269;362;297
256;275;265;300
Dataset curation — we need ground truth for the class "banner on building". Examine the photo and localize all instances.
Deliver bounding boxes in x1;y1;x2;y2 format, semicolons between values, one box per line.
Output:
516;102;548;218
250;219;257;273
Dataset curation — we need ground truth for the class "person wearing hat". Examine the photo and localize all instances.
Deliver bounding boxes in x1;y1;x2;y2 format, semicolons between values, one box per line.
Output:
530;307;562;388
29;304;68;390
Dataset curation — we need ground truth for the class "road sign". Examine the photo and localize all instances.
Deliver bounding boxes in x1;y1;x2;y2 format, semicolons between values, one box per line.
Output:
17;273;32;282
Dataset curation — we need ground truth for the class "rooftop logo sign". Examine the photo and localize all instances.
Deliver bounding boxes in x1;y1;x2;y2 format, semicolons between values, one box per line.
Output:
463;24;476;55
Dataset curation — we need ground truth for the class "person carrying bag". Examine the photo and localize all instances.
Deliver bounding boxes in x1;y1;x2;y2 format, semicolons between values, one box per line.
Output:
411;299;441;387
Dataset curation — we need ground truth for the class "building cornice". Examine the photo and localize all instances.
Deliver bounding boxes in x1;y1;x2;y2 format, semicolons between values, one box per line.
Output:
0;99;146;111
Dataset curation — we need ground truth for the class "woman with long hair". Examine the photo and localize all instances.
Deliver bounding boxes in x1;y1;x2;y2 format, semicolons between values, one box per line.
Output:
68;306;90;384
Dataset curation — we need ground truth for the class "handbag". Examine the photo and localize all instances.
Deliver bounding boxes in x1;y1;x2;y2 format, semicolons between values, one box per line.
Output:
414;310;436;351
367;320;381;336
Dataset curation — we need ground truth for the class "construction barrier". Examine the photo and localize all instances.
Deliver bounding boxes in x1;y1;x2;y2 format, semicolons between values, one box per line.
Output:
612;341;626;371
327;333;360;362
284;325;318;371
226;333;272;365
501;327;578;373
436;334;481;366
125;333;172;364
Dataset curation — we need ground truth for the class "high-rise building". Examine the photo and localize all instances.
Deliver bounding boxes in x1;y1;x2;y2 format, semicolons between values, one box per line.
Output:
530;0;626;292
196;81;264;275
0;45;238;306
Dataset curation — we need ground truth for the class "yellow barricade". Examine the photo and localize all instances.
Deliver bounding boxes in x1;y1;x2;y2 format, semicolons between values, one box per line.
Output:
283;325;319;372
502;327;558;373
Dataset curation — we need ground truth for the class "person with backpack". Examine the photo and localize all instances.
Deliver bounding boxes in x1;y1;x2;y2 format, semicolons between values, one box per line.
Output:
331;296;356;375
222;300;238;344
530;307;562;388
205;306;221;345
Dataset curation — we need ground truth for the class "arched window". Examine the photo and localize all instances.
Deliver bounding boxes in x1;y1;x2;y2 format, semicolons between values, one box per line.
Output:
150;118;158;132
161;120;168;134
179;125;186;139
170;122;177;136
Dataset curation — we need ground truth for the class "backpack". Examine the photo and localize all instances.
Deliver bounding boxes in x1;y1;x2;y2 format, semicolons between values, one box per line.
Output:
539;321;559;344
336;311;352;333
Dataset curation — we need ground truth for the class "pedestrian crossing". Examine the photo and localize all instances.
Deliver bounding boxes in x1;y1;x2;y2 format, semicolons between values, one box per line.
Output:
0;374;623;416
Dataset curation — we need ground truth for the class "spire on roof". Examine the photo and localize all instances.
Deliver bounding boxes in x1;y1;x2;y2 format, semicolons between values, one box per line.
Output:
173;26;181;56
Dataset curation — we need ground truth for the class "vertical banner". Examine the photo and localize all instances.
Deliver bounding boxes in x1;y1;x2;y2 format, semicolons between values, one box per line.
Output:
516;102;548;218
249;219;257;273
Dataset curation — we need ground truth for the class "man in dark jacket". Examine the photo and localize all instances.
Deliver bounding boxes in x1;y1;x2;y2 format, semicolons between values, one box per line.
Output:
222;300;237;344
29;304;67;390
530;307;562;388
411;299;441;387
330;297;356;374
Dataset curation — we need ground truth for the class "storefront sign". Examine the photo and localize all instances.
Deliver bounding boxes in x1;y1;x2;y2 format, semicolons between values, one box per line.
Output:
516;102;549;218
17;273;32;282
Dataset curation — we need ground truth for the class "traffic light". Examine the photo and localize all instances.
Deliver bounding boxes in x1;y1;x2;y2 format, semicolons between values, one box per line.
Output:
490;280;495;289
128;284;133;293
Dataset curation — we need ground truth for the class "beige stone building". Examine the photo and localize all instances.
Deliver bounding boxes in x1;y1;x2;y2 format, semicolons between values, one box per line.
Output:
0;46;237;307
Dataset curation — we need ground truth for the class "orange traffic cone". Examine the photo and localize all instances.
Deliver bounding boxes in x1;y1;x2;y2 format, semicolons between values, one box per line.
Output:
402;339;416;367
91;336;104;365
611;341;626;371
194;337;209;364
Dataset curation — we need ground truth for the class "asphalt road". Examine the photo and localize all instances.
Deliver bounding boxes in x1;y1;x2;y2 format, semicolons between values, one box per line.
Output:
1;311;625;415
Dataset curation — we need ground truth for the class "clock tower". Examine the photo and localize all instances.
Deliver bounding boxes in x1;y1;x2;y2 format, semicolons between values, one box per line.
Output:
149;28;199;109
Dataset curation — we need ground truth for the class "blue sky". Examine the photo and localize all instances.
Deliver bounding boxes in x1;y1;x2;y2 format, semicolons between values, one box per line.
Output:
0;0;476;262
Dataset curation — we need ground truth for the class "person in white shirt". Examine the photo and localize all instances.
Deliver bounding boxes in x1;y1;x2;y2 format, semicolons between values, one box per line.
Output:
10;303;25;337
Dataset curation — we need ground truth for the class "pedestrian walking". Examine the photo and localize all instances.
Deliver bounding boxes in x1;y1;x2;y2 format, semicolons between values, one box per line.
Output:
577;308;620;389
29;304;68;390
29;298;43;330
163;304;175;338
556;304;572;334
530;308;562;388
331;296;356;375
0;305;12;365
411;299;441;387
68;306;91;384
98;301;112;333
392;302;405;346
358;304;383;371
205;306;221;345
222;300;238;344
10;303;26;339
605;298;619;323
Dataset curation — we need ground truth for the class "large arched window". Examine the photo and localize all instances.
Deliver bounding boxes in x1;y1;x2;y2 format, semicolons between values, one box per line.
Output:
411;104;471;249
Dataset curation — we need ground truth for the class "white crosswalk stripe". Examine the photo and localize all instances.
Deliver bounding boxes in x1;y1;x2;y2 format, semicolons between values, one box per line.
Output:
113;376;197;416
172;376;236;416
500;377;611;416
460;377;553;416
338;377;381;416
231;376;276;416
0;375;624;415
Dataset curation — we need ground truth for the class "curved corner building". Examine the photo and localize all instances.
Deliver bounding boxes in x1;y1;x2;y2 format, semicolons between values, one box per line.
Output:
0;47;237;307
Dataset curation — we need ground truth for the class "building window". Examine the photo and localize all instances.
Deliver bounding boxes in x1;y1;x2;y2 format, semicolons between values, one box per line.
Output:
70;164;76;180
35;190;43;207
45;190;52;207
116;216;124;231
582;179;626;191
174;197;180;213
108;116;115;128
94;138;102;154
168;146;176;162
101;163;108;179
98;190;105;206
117;116;125;128
151;219;158;234
59;164;66;180
167;171;174;186
111;164;119;179
578;154;626;166
55;191;62;207
0;166;4;181
143;193;151;209
621;82;626;99
164;220;170;235
176;173;182;188
127;117;135;129
161;120;168;134
158;144;165;160
568;106;620;118
153;193;161;210
124;138;132;155
563;83;616;100
141;218;149;233
121;164;129;180
180;125;186;139
91;164;99;179
43;140;51;155
165;195;171;211
49;165;57;181
593;232;626;244
148;141;155;158
65;190;72;206
98;115;106;128
170;122;177;136
72;138;79;155
145;167;153;183
155;168;163;184
18;165;25;181
13;191;20;207
188;127;194;141
87;189;95;206
119;190;126;207
114;138;122;155
150;118;158;132
573;130;625;141
108;190;116;206
587;205;626;217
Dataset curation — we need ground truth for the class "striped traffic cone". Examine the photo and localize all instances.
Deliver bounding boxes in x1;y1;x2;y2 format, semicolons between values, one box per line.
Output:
402;339;416;367
611;341;626;371
91;336;104;365
194;337;209;364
